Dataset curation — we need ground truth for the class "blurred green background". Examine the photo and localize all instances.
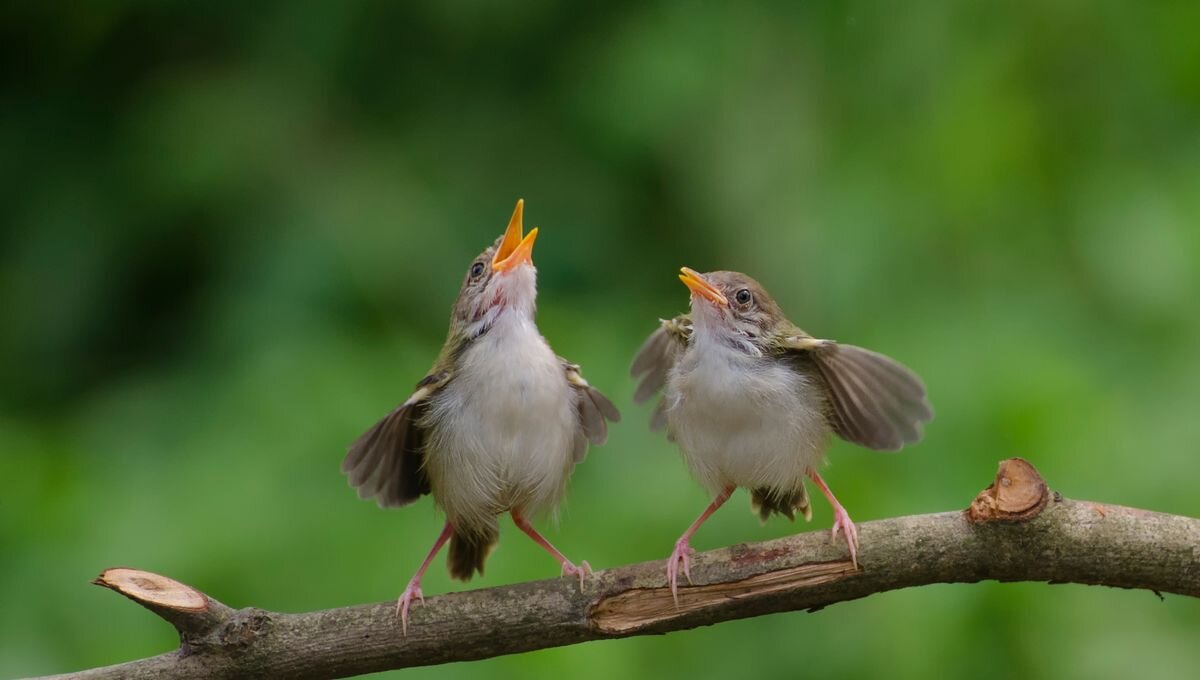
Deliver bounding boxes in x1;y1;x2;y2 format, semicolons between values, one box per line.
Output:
3;2;1199;678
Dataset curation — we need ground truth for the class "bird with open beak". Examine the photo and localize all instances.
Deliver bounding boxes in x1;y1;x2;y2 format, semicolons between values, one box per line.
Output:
632;268;932;601
343;200;620;632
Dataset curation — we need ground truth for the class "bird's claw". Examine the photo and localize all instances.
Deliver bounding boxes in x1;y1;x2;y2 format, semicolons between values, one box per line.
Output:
831;505;860;569
561;559;593;587
666;539;695;606
395;581;425;636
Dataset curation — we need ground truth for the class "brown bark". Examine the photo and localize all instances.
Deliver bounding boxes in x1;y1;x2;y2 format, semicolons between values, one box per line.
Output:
37;459;1200;680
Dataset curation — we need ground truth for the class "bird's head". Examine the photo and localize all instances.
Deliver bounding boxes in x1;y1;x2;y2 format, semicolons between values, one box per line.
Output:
452;199;540;337
678;267;785;353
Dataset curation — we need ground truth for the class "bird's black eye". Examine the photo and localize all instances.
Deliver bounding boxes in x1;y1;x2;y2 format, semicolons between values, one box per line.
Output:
735;288;752;305
469;261;486;279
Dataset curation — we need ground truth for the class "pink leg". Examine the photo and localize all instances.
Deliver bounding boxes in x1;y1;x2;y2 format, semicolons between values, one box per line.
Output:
808;469;859;568
667;486;734;605
512;511;592;587
396;521;453;635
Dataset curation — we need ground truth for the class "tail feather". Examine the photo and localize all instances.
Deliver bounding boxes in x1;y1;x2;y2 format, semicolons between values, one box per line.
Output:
751;486;812;523
447;522;499;581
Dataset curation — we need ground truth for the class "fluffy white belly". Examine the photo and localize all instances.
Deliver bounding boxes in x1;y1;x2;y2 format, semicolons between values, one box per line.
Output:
666;339;828;496
423;315;577;528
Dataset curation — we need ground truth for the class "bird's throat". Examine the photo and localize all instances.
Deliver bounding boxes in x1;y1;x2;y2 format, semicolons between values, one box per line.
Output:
692;312;763;357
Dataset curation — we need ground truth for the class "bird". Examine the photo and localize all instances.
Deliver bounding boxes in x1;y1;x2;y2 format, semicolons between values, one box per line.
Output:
631;267;932;601
342;200;620;633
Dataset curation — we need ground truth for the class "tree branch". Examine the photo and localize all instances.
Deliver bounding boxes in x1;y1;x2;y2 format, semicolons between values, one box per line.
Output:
39;459;1200;680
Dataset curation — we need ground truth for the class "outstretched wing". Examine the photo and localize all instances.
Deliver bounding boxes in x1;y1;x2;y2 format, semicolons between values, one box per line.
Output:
781;333;933;451
561;359;621;462
630;315;692;431
341;371;449;508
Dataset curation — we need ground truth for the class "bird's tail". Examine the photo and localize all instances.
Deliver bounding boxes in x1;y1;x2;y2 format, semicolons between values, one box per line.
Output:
447;520;499;581
751;485;813;523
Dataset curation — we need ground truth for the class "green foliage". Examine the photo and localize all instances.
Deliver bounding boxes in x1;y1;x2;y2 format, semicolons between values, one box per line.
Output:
3;2;1199;678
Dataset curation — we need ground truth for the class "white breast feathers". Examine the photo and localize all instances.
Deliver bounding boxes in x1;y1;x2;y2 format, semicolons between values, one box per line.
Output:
423;313;578;530
666;331;829;496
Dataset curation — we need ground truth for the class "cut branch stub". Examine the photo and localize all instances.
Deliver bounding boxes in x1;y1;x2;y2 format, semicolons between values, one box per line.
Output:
94;568;208;611
93;567;232;638
966;457;1050;523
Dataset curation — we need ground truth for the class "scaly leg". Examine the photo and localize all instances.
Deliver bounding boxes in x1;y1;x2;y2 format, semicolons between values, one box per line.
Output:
396;521;453;635
512;511;592;586
808;469;859;568
667;485;735;605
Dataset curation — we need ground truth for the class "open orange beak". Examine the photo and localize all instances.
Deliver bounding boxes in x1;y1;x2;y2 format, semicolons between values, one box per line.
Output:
492;199;538;273
679;267;727;306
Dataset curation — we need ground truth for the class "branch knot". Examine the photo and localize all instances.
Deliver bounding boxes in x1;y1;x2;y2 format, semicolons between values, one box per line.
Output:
966;457;1050;523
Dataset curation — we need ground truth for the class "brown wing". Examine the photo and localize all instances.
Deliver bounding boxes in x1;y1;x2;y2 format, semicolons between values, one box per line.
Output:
562;360;621;462
341;372;448;508
630;315;691;431
783;335;933;451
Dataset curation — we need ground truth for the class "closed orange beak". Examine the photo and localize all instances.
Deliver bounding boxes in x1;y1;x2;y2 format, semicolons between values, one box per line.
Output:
679;267;727;306
493;199;538;272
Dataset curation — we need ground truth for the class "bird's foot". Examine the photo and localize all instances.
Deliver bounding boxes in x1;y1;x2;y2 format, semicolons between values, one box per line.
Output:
666;538;695;605
395;580;425;636
561;559;593;587
830;504;860;568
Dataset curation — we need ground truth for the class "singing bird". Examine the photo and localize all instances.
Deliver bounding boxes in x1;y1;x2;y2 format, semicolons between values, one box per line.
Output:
343;200;620;632
632;268;932;600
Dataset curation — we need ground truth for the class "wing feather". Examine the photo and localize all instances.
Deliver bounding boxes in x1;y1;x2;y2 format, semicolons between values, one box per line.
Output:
563;360;621;460
783;337;932;451
342;373;446;508
630;315;691;430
